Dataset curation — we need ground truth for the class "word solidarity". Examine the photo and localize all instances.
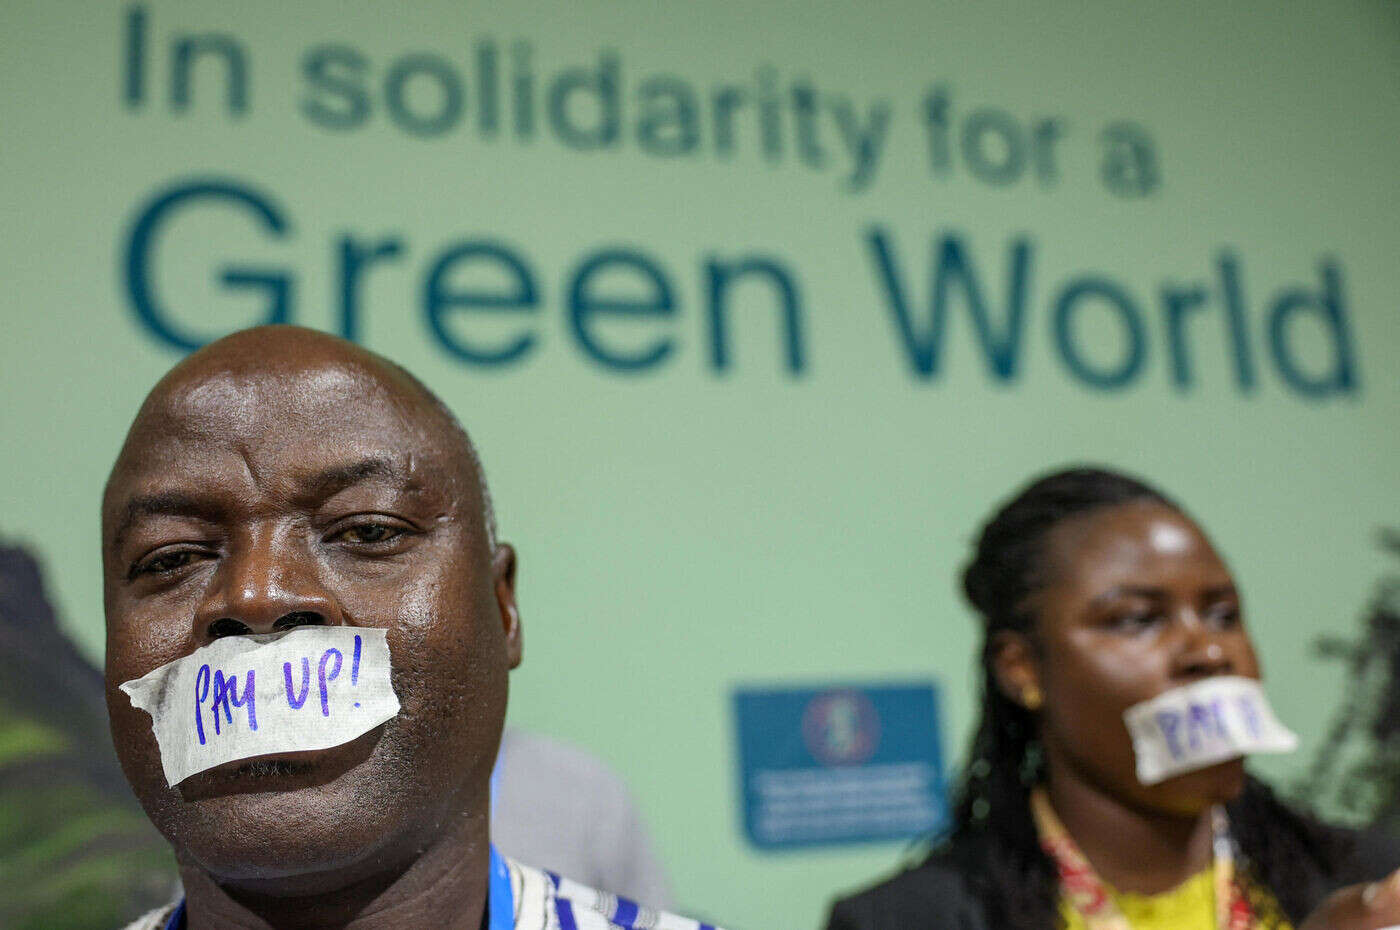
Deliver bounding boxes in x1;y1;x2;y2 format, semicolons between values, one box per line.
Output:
124;7;1158;196
1122;676;1298;786
121;627;400;786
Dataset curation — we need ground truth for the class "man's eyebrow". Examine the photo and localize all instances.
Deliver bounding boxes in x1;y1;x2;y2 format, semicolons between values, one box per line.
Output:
110;491;223;550
300;457;408;498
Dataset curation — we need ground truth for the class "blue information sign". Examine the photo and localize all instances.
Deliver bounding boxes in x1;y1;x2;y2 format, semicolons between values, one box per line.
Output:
732;681;949;850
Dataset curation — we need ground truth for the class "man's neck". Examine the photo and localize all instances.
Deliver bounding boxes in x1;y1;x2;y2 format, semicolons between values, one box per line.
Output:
1044;760;1213;896
178;809;493;930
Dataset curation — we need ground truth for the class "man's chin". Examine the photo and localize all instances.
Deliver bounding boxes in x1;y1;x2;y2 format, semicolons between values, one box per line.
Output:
176;726;383;801
175;782;400;885
162;736;398;882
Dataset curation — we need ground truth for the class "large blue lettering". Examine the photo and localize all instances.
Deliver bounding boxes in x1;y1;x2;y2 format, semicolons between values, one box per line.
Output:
124;179;292;352
567;249;676;372
424;241;540;366
865;227;1030;382
1052;276;1146;390
1267;261;1359;399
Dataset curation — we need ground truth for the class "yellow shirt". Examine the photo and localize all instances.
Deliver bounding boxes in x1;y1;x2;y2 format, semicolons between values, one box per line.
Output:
1057;867;1293;930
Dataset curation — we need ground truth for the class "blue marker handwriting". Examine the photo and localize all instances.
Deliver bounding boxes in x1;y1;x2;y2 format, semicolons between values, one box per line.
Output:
194;634;364;746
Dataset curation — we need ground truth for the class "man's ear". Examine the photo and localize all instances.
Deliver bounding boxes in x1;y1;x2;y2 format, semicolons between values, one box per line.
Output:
990;630;1042;711
493;543;522;669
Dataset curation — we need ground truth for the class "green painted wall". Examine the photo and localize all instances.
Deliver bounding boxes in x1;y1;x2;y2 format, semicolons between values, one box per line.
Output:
2;2;1397;927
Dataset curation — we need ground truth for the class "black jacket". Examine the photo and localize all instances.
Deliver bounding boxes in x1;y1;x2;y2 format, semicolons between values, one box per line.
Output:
825;829;1400;930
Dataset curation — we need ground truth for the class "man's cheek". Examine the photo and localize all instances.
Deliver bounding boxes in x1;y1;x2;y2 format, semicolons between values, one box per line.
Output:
109;701;168;795
118;602;199;660
380;650;465;727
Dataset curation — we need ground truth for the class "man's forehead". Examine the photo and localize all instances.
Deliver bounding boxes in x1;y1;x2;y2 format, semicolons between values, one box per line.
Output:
111;357;460;496
103;328;488;534
128;370;410;461
151;357;406;422
106;430;448;538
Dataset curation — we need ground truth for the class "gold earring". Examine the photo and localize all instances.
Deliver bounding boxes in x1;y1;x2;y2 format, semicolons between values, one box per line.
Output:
1022;686;1043;710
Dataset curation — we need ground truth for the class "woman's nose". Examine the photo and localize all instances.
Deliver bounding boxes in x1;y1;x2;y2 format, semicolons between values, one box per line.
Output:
1169;613;1234;680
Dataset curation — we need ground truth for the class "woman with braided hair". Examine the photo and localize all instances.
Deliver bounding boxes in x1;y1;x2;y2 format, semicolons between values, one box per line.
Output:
825;467;1400;930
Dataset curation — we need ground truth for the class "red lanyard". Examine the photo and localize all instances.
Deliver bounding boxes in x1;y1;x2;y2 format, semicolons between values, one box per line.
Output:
1030;788;1256;930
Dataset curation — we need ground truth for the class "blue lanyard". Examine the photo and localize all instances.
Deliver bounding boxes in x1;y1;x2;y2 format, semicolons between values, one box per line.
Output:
163;846;513;930
488;844;515;930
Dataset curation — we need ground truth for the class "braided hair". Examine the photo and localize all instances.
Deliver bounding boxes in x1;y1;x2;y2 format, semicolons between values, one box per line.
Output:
946;466;1353;929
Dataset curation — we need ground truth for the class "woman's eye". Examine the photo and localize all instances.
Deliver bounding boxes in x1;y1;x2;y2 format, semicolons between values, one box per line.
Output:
1108;612;1160;633
1205;603;1241;628
333;523;406;545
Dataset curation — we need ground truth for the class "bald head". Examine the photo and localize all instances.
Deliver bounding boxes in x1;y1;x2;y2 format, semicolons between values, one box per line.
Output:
105;325;495;549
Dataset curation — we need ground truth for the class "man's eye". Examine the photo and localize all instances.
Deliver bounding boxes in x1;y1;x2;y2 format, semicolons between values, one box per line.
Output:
132;550;201;578
332;523;405;545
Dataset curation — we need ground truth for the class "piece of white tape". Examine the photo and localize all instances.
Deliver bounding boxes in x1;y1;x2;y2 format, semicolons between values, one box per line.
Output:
1122;676;1297;786
120;626;400;786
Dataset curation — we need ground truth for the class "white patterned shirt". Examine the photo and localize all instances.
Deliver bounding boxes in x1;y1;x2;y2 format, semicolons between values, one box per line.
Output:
119;848;725;930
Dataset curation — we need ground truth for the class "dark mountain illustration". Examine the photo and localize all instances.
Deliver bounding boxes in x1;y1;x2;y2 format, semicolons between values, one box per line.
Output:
0;543;174;929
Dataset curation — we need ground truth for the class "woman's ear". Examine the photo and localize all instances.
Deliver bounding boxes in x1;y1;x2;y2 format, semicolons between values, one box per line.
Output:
493;543;522;669
990;630;1043;710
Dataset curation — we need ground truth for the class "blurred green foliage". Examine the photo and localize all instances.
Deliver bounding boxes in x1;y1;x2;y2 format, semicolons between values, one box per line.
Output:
1297;530;1400;833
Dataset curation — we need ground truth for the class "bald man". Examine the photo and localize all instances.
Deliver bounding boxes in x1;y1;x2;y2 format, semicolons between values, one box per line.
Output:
104;326;722;930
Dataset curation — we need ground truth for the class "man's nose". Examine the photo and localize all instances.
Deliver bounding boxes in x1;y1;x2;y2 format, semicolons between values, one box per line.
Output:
1168;611;1234;680
194;531;343;640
